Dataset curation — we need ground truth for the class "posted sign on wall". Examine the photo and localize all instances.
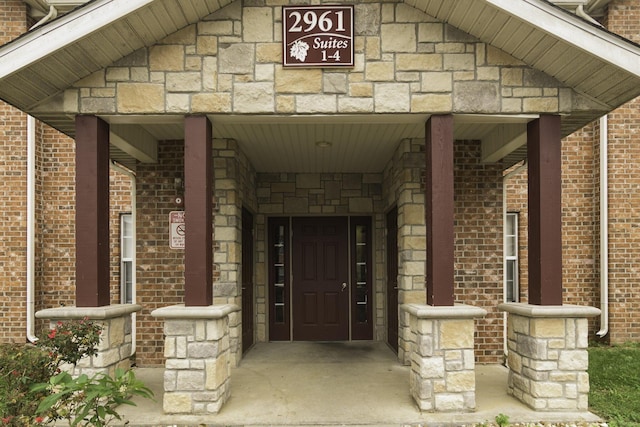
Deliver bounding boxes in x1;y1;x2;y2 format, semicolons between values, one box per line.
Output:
282;5;354;68
169;211;185;249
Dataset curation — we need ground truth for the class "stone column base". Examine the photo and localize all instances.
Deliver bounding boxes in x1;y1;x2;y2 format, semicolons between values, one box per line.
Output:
36;304;141;377
403;304;487;412
151;304;240;415
498;303;600;411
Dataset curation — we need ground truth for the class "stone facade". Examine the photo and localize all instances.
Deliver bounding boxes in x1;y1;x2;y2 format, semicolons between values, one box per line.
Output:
499;303;600;411
0;0;639;377
46;2;580;118
151;304;238;414
404;304;487;412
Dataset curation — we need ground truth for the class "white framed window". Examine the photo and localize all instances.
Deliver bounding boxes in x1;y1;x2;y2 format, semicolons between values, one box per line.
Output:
505;212;519;302
120;213;134;304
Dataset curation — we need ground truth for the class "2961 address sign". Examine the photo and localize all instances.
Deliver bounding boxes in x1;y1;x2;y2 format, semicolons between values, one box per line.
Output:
283;5;354;68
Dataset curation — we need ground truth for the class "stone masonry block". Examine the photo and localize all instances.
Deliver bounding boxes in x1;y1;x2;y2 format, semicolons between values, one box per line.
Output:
410;370;433;399
243;7;273;42
435;393;464;411
558;350;588;371
415;334;433;356
416;355;445;379
164;370;177;391
440;319;473;349
517;335;547;360
163;393;193;414
374;83;410;112
206;351;230;390
188;342;219;358
176;370;205;391
117;83;165;113
219;44;254;74
530;381;563;398
275;67;322;93
93;348;121;368
446;371;475;392
109;317;126;347
530;318;565;338
149;45;184;71
381;24;416;52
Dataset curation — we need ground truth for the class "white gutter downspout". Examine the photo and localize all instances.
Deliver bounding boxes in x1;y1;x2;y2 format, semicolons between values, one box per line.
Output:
30;5;58;30
26;115;38;343
26;4;59;344
502;160;528;356
597;115;609;338
110;160;137;355
576;4;604;27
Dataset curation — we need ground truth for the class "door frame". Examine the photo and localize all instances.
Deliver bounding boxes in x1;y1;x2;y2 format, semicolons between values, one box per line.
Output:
241;207;255;353
267;216;374;341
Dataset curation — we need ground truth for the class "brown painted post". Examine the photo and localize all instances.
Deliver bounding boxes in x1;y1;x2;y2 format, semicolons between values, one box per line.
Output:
425;115;455;306
527;115;563;305
75;115;111;307
184;116;213;306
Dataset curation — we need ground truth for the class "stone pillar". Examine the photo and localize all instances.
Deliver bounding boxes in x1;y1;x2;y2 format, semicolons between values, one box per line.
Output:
151;304;240;415
499;303;600;411
36;304;141;377
403;304;487;412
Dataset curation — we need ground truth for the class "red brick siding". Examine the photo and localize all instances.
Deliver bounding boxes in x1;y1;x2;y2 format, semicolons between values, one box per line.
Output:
454;140;505;363
602;0;640;342
135;141;187;366
0;1;28;342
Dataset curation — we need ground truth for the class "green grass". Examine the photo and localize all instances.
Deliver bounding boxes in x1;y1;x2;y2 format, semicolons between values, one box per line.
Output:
588;342;640;427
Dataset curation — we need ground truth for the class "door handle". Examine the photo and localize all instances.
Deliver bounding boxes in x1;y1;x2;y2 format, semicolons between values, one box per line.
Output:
341;282;348;292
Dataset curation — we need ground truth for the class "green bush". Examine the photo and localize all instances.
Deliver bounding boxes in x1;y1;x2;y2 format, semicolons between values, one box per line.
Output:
0;318;152;426
0;343;56;425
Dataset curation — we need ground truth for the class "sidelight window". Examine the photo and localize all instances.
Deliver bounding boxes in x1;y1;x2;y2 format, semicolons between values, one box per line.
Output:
120;213;134;304
504;212;519;302
269;218;290;340
351;217;372;340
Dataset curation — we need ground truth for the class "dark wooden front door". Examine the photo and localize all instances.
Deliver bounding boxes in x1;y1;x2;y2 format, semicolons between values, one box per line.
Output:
292;217;349;341
242;208;254;353
386;207;399;352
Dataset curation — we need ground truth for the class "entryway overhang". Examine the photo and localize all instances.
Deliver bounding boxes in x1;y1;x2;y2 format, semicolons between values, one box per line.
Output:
100;113;538;172
1;0;639;170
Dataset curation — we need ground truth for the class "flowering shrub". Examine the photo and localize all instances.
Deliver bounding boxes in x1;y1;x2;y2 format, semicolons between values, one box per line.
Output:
0;318;153;426
37;318;102;366
0;343;54;426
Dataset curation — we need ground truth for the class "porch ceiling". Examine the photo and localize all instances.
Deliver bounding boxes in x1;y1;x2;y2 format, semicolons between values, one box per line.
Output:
104;114;535;173
1;0;639;171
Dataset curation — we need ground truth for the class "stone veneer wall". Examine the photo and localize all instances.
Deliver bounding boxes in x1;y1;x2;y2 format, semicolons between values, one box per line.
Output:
383;138;427;364
57;1;580;118
500;304;600;411
254;172;386;341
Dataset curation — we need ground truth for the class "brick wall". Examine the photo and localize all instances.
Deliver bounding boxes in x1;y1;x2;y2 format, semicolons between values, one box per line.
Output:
0;1;29;342
453;140;504;363
602;0;640;342
506;0;640;343
135;140;186;366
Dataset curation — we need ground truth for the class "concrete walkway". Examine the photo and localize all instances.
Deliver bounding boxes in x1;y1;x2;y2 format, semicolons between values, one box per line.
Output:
119;342;601;426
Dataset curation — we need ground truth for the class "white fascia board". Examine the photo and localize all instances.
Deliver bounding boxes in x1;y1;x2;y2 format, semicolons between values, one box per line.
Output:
0;0;155;79
486;0;640;77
